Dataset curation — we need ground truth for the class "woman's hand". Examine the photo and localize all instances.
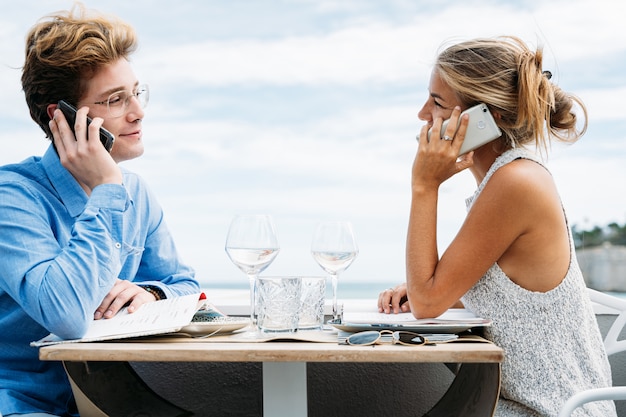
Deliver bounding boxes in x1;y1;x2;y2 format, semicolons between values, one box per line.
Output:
413;106;473;190
94;279;157;319
378;283;410;314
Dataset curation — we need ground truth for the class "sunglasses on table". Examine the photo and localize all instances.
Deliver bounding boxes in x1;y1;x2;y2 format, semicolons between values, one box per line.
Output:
346;330;426;346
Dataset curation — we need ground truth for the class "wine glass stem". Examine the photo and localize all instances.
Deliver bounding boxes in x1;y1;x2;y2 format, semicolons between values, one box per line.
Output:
331;273;339;321
248;273;258;326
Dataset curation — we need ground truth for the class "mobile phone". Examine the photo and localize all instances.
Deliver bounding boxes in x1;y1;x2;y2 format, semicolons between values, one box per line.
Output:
428;103;501;155
57;100;115;152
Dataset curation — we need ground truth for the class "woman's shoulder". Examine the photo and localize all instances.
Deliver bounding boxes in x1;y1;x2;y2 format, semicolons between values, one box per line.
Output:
493;156;552;185
475;151;562;227
486;148;554;191
483;161;560;224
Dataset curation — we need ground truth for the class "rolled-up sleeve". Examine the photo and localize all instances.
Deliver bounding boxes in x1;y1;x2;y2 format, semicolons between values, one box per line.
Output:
0;147;199;340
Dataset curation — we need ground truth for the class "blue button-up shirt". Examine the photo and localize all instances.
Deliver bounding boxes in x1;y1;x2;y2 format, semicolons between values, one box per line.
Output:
0;144;200;415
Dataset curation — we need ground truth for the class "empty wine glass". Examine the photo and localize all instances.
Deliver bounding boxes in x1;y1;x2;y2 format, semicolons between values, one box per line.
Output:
311;221;358;322
225;215;280;328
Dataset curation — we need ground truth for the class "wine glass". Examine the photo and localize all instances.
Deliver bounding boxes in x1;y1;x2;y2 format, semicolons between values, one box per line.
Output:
311;221;358;322
225;215;280;328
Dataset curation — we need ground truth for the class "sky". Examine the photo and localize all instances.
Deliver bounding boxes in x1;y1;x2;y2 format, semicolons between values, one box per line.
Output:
1;0;625;293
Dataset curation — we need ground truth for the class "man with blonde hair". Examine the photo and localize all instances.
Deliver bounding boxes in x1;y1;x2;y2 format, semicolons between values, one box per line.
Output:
0;5;199;415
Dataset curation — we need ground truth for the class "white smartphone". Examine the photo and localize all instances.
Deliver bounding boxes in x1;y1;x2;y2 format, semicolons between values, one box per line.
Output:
427;103;502;155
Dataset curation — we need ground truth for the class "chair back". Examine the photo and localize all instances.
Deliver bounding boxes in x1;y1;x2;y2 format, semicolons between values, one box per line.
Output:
557;289;626;417
587;288;626;356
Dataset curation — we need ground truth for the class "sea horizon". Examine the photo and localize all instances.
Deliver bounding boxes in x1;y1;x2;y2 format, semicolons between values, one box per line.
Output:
201;280;393;300
199;280;626;300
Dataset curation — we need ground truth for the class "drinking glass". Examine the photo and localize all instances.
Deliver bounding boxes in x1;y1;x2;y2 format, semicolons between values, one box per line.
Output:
311;221;358;321
225;215;280;327
256;276;302;333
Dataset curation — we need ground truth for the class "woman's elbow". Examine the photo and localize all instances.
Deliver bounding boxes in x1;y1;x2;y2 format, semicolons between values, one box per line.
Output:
408;295;449;319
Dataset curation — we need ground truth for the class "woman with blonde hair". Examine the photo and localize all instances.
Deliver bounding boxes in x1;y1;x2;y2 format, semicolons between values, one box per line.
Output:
379;36;615;416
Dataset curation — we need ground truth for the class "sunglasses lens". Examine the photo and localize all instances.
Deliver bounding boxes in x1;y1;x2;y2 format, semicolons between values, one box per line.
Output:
347;331;381;345
394;331;424;345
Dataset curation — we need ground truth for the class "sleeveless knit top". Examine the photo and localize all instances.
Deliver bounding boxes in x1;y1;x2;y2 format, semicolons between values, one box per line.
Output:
461;148;616;417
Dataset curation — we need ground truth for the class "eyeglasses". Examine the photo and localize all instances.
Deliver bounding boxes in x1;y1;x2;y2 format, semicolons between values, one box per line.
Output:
346;330;426;346
93;84;149;118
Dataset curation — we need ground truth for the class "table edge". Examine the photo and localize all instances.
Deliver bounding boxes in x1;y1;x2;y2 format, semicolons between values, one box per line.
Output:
40;341;504;363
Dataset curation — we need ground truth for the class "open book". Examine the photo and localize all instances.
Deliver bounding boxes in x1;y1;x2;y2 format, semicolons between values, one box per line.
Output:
31;293;201;347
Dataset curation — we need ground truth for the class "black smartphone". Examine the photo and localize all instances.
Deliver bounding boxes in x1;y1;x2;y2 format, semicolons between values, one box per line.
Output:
57;100;115;152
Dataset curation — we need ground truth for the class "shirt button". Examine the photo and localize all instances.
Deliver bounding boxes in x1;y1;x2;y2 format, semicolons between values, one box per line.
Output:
115;243;121;249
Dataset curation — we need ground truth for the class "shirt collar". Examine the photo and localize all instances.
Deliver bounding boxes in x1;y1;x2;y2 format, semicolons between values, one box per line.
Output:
41;144;88;218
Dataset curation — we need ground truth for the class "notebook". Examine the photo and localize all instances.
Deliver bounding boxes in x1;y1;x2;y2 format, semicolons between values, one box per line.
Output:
332;308;491;334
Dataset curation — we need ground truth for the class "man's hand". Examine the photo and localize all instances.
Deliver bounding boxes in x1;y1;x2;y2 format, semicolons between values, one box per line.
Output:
49;107;122;191
94;279;157;319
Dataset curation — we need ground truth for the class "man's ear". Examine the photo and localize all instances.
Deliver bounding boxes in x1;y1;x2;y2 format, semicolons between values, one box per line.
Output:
46;103;58;120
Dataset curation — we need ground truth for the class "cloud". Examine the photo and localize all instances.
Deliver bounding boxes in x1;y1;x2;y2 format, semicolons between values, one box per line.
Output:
143;103;411;195
578;86;626;122
137;25;428;86
530;0;626;61
134;0;624;89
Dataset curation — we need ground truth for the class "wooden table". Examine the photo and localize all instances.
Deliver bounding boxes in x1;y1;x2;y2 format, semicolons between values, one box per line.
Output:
40;337;503;417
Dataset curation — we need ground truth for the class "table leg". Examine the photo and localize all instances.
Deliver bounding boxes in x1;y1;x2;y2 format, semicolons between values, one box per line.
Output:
263;362;308;417
63;361;191;417
424;362;501;417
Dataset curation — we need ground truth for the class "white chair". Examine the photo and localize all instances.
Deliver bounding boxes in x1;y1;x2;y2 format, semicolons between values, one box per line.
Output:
558;288;626;417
